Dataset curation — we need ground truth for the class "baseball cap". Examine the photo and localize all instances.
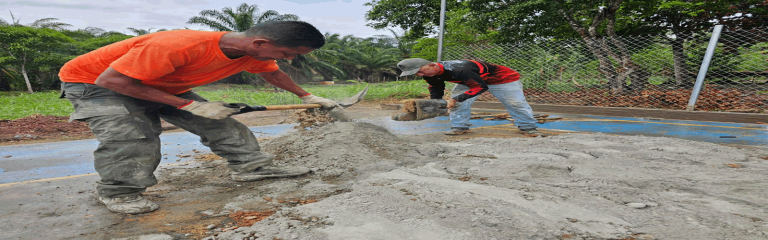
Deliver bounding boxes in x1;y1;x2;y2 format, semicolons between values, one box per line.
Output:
397;58;432;77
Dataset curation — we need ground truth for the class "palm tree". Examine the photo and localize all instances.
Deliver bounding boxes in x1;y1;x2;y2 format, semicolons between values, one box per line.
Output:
126;27;168;36
0;11;71;30
318;34;399;82
342;46;400;82
186;3;299;32
388;29;415;59
26;18;72;30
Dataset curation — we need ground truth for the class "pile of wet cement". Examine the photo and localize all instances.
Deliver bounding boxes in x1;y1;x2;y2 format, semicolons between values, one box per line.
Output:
262;122;444;181
214;130;768;240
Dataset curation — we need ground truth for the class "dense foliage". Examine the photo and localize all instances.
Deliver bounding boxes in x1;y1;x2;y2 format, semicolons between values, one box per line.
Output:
0;3;406;92
1;1;766;94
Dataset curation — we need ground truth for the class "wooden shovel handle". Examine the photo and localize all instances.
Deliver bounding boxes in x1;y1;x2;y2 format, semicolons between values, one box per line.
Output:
263;104;323;110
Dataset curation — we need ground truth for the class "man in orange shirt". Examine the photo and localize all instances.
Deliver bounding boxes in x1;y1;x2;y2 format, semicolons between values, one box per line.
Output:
59;21;340;214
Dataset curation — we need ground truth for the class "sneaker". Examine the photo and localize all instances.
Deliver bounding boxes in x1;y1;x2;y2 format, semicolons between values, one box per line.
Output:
98;195;158;214
520;128;545;137
231;165;311;182
444;128;470;135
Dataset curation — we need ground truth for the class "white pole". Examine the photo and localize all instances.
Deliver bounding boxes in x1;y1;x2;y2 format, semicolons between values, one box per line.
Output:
436;0;446;61
686;25;723;111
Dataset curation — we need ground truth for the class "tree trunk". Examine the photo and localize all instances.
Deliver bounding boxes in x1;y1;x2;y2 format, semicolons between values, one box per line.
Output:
561;3;617;94
584;37;620;93
21;65;34;94
628;68;650;92
602;3;641;94
670;35;689;86
561;0;637;95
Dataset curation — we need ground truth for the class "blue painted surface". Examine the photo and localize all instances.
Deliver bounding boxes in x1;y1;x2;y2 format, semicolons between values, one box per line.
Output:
364;114;768;146
0;124;296;184
537;114;768;146
2;114;766;184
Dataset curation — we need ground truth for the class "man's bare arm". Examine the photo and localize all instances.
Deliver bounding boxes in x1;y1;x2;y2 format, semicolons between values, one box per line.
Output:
257;70;309;96
94;67;190;107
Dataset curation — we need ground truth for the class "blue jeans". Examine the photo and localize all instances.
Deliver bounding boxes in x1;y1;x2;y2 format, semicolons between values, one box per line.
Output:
450;81;538;130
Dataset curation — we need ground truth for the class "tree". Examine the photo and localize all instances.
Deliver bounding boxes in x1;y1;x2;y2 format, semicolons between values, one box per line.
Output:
388;29;416;59
0;11;72;30
126;27;168;36
0;26;73;93
636;0;768;86
61;27;127;41
299;33;348;82
186;3;299;32
328;35;400;82
368;0;653;93
366;0;465;40
406;5;499;61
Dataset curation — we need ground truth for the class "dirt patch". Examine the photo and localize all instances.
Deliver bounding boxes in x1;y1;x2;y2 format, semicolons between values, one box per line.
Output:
230;210;276;226
0;114;91;144
522;86;768;112
194;153;225;161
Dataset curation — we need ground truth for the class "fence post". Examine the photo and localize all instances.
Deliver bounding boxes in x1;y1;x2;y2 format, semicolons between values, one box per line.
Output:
436;0;446;61
686;25;723;111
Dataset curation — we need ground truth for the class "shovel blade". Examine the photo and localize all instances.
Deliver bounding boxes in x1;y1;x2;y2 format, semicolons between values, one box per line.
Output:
338;86;369;108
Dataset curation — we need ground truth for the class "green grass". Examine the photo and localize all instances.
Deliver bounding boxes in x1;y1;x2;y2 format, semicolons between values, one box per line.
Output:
0;80;434;120
0;91;75;120
195;80;432;105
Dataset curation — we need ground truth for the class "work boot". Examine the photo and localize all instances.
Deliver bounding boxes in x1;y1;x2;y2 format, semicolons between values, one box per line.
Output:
444;127;470;135
520;128;546;137
98;195;158;214
231;165;311;182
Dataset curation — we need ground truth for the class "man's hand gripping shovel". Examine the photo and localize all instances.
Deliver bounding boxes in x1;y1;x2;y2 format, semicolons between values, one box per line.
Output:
225;86;369;121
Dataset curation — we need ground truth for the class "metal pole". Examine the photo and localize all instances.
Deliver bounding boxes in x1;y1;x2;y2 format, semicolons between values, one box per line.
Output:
686;25;723;111
436;0;446;61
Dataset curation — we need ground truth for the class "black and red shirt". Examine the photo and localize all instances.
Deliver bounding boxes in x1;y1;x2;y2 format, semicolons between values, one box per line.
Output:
424;60;520;102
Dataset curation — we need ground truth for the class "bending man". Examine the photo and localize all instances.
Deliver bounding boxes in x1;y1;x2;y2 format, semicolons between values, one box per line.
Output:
59;21;339;214
397;58;542;136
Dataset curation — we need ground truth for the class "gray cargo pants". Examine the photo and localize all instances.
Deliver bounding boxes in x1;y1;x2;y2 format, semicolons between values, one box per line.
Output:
61;82;272;198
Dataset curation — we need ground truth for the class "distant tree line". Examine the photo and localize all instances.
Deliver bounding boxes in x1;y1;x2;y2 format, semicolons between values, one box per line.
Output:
0;3;409;93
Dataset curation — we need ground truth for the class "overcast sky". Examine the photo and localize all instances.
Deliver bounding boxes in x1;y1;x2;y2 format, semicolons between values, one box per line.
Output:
0;0;388;38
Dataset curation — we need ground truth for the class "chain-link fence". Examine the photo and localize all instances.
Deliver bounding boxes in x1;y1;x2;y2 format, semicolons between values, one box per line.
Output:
444;27;768;113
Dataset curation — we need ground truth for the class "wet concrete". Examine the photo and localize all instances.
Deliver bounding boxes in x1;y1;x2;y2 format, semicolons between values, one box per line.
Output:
3;113;766;186
2;112;768;240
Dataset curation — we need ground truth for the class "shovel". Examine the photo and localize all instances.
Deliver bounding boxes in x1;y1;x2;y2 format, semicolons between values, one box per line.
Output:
391;99;449;121
227;86;369;121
